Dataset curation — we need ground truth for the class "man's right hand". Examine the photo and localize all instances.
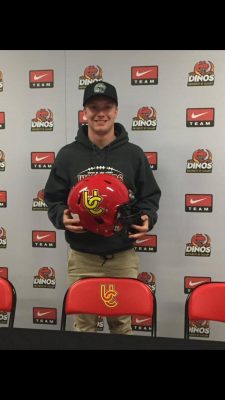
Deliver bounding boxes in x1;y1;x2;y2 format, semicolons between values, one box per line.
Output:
63;209;87;233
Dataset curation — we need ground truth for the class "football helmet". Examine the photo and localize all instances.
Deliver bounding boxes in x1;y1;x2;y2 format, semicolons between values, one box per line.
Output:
68;174;138;237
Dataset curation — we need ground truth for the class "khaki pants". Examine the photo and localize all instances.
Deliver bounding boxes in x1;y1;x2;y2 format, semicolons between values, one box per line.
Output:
68;248;140;334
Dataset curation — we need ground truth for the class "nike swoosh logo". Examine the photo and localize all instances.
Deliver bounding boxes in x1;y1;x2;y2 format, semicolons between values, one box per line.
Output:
136;70;152;77
135;239;150;244
191;112;209;119
34;73;48;81
189;280;206;287
36;234;50;240
190;198;207;204
35;156;50;162
135;318;151;323
37;311;52;317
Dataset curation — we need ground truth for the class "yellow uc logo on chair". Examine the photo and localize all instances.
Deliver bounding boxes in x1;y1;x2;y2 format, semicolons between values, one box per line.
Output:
83;189;103;215
100;284;118;308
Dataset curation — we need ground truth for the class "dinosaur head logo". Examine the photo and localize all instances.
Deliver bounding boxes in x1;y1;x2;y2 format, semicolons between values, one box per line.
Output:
191;233;211;247
193;61;214;76
137;106;156;121
84;65;103;80
193;149;212;163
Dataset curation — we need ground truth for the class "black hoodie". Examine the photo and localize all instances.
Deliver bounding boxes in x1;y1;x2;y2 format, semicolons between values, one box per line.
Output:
44;123;161;255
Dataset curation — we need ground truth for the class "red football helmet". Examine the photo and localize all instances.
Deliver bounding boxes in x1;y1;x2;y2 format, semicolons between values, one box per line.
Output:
68;174;131;237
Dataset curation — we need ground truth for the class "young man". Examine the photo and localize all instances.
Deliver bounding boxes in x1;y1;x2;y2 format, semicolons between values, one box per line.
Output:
44;81;161;334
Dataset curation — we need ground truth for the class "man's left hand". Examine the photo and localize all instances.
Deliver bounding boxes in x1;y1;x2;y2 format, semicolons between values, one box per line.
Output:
128;214;150;239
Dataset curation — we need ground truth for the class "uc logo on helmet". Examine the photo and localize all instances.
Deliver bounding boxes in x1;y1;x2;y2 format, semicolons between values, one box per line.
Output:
83;189;103;215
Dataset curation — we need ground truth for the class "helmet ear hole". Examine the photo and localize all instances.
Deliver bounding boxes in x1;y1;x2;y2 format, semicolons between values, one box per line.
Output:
94;217;104;225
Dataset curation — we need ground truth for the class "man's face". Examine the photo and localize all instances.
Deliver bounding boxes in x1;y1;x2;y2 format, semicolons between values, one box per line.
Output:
84;97;118;134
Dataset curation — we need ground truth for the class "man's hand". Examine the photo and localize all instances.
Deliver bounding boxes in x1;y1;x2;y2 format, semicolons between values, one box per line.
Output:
63;209;87;233
128;214;150;239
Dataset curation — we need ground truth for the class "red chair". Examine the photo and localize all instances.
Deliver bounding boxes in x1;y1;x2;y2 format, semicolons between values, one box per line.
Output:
185;282;225;339
61;277;157;336
0;277;17;327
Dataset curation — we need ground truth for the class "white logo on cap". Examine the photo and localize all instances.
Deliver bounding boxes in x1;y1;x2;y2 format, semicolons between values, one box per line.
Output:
94;82;106;94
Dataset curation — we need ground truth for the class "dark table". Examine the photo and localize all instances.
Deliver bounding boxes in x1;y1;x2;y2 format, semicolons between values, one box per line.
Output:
1;327;225;349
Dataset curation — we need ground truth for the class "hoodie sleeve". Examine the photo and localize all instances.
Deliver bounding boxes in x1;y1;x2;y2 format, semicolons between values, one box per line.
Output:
135;153;161;231
44;154;70;230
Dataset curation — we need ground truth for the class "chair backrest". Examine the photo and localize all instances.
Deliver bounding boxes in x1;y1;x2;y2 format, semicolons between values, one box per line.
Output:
0;277;17;327
61;277;157;336
185;282;225;339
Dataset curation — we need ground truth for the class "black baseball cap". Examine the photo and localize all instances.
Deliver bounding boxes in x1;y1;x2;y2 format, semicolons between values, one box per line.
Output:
83;81;118;106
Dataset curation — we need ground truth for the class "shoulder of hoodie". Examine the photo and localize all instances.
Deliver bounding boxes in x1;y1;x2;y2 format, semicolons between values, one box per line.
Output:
55;141;81;158
124;141;147;158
